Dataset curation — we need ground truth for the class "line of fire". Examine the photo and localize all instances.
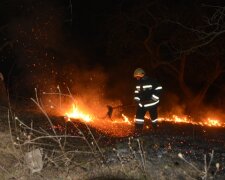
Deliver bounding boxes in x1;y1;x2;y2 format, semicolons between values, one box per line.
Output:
35;90;225;138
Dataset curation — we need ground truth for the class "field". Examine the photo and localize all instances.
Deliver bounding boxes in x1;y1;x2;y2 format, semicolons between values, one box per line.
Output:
0;107;224;180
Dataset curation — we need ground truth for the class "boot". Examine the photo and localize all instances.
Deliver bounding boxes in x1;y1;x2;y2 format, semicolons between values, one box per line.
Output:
152;122;159;134
152;122;157;129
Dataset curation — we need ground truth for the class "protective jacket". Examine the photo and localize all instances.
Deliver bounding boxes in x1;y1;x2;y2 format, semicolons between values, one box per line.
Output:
134;76;162;108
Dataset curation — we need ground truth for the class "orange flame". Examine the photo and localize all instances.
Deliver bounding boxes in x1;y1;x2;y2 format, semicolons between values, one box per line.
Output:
64;104;133;137
158;115;225;127
64;103;225;137
65;104;93;122
202;118;223;127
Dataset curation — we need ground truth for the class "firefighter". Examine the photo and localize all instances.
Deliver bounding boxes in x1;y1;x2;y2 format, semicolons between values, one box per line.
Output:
133;68;162;135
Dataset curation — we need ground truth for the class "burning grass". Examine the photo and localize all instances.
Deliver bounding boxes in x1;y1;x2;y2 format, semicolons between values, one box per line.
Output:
158;115;225;128
61;101;225;138
63;103;225;138
0;87;225;179
37;86;225;139
64;104;133;137
1;109;224;180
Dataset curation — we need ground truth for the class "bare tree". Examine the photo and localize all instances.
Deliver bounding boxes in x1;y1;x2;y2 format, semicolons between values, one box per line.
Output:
106;1;225;116
163;4;225;113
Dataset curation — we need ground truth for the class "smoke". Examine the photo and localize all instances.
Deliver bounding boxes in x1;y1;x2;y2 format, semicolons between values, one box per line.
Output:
10;0;225;125
159;91;185;116
2;0;131;121
160;91;225;124
198;106;225;123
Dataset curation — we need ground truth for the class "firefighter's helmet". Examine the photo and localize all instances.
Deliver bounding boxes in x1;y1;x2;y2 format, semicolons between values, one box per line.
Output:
134;68;145;78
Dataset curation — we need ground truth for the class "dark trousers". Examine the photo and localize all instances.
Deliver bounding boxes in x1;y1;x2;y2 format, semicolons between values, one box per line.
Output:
135;105;158;133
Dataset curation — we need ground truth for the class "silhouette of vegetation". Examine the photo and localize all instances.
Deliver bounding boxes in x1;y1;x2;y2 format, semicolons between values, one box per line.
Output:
105;0;225;117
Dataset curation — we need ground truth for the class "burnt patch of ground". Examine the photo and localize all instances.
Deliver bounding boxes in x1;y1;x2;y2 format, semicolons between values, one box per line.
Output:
0;107;225;179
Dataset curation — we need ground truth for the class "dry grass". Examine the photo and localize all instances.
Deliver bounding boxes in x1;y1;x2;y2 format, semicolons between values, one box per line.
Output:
0;88;224;179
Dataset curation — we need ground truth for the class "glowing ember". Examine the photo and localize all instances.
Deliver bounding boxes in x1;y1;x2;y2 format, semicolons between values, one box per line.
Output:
64;104;133;137
63;103;225;137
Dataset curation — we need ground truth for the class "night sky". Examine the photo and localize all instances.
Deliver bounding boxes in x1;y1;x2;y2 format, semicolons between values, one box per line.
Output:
1;0;225;116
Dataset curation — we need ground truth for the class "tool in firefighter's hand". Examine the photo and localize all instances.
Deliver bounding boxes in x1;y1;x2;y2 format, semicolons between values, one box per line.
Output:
106;104;135;119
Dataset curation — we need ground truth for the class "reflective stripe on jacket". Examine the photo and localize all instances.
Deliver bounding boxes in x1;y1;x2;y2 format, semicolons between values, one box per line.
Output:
134;76;162;107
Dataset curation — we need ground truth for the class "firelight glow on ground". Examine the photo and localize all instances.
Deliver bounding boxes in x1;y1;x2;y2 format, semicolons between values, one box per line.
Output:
63;103;225;137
